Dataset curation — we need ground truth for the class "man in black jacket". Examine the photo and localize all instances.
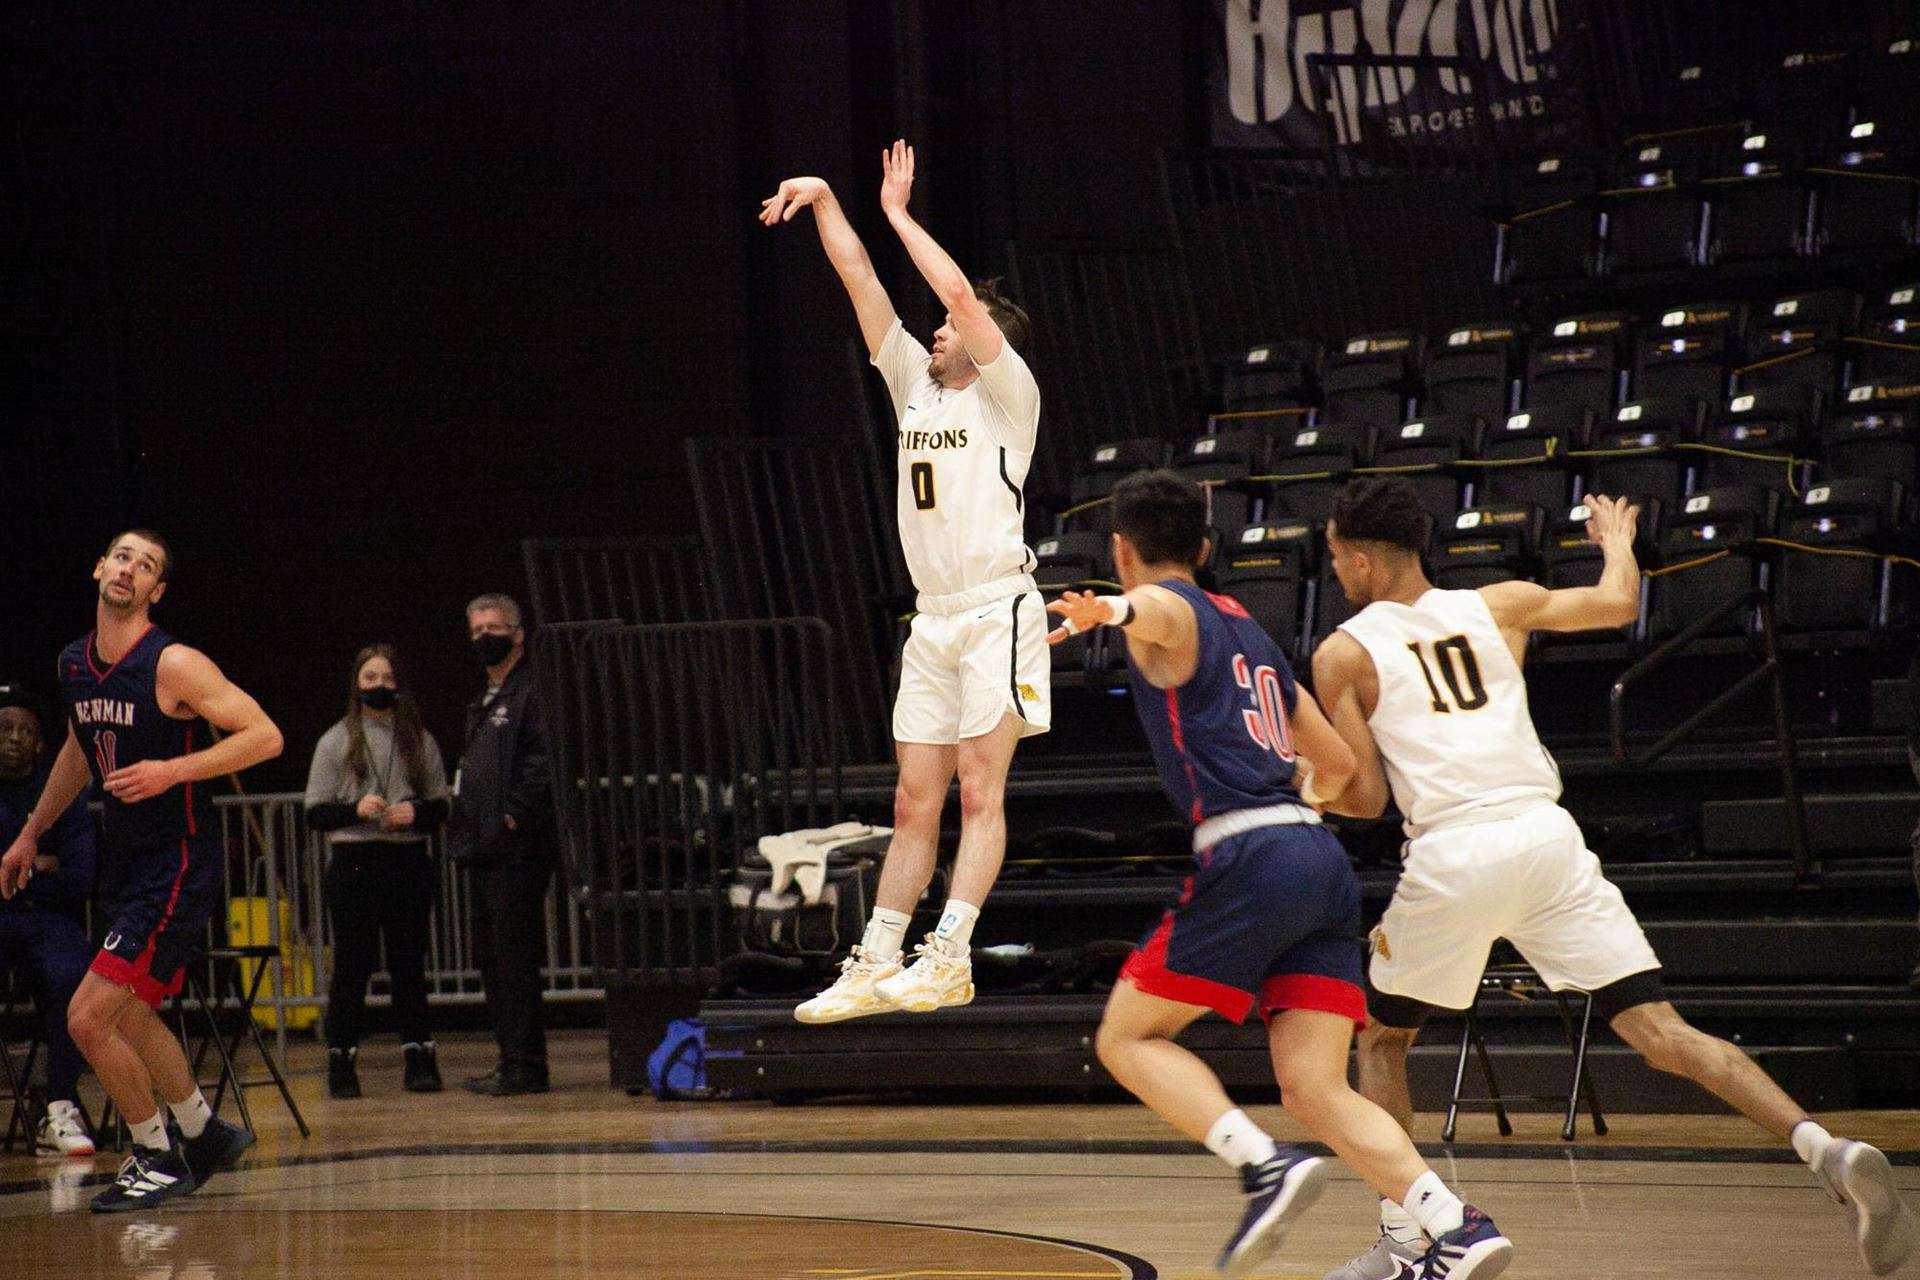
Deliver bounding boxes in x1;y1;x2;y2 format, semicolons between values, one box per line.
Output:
448;593;554;1096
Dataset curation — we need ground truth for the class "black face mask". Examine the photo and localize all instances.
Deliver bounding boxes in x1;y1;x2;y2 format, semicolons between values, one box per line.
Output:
358;686;398;712
471;633;514;667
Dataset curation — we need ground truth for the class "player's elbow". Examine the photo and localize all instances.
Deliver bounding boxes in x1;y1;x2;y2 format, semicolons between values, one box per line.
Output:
256;719;285;762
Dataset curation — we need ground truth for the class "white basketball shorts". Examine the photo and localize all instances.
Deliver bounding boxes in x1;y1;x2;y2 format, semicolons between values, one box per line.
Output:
1367;803;1661;1011
893;590;1051;745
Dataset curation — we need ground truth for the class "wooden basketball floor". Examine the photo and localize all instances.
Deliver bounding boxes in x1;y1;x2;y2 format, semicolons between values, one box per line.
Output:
4;1031;1916;1279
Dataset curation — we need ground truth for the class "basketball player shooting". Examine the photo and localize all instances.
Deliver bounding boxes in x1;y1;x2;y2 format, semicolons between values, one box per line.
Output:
0;530;283;1212
1046;470;1512;1280
1309;477;1916;1279
761;141;1049;1021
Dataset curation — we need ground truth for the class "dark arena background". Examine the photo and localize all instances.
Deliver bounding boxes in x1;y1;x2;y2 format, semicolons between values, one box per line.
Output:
3;3;1919;1278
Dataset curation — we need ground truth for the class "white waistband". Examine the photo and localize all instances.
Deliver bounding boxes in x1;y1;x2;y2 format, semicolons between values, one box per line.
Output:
1404;795;1556;842
915;572;1037;617
1193;802;1321;851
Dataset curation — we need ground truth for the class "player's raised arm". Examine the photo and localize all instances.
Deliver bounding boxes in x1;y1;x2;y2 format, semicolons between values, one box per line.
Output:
1309;633;1393;819
1480;494;1642;636
878;140;1005;368
101;647;284;804
760;174;899;356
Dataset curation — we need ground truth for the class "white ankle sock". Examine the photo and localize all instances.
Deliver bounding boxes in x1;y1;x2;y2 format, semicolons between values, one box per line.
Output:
931;899;980;950
1402;1171;1466;1238
860;908;912;961
1203;1108;1278;1171
1379;1196;1425;1245
130;1112;170;1152
1791;1119;1834;1166
169;1089;212;1140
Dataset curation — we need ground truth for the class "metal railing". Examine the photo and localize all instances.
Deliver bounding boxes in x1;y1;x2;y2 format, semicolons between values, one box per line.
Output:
1608;588;1814;880
521;535;716;631
188;792;599;1062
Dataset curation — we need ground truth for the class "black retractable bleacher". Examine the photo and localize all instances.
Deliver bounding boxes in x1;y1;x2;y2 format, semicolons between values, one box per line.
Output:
1702;127;1813;264
1695;386;1824;496
1175;427;1269;532
1215;521;1316;658
1219;340;1318;417
1526;311;1633;414
1422;320;1522;422
1580;397;1707;506
1826;384;1920;484
1495;154;1599;287
1063;437;1163;533
1603;135;1715;276
1432;505;1543;590
1321;331;1420;429
1264;421;1375;524
1368;415;1478;526
1476;404;1591;512
1737;290;1861;395
1849;284;1920;384
1773;478;1914;637
1648;486;1781;641
1811;116;1920;258
1633;301;1746;403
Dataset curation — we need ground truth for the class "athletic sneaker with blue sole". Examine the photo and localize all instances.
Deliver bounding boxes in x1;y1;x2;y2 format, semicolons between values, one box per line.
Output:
1413;1206;1512;1279
1215;1149;1331;1277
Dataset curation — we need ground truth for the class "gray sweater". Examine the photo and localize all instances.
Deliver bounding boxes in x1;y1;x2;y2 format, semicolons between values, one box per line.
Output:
304;718;449;845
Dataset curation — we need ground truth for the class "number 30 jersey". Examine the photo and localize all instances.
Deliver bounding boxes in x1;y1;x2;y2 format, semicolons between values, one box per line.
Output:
1338;588;1562;838
1125;579;1307;825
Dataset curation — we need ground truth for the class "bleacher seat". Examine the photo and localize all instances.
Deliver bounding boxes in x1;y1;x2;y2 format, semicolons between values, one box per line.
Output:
1579;397;1708;506
1525;312;1633;414
1774;478;1914;635
1701;127;1811;263
1848;284;1920;384
1648;486;1781;641
1215;521;1317;657
1175;429;1266;531
1063;438;1163;533
1321;331;1421;428
1826;384;1920;485
1495;154;1600;287
1633;301;1746;403
1368;415;1478;526
1854;37;1920;126
1475;405;1591;512
1432;505;1544;590
1538;497;1661;645
1695;387;1824;495
1264;421;1376;524
1219;340;1318;417
1810;116;1920;258
1602;137;1710;275
1737;290;1860;395
1423;320;1522;421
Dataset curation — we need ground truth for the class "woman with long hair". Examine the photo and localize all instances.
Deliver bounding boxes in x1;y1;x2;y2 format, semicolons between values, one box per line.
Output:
303;645;450;1098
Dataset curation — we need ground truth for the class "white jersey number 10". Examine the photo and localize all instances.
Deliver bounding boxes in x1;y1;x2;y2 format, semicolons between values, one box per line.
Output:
1407;635;1489;714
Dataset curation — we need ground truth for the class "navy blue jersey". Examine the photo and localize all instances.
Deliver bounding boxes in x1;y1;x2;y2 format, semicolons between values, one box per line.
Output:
1125;578;1305;823
58;625;215;849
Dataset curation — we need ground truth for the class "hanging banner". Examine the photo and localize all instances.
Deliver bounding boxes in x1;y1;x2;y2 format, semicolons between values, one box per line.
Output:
1211;0;1566;149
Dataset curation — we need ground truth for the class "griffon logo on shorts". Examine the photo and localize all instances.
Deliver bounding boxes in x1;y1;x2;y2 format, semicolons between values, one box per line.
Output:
1016;683;1040;703
1370;927;1392;961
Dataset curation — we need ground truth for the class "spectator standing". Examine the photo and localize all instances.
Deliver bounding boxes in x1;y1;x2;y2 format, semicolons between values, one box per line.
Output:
447;594;554;1096
304;646;449;1097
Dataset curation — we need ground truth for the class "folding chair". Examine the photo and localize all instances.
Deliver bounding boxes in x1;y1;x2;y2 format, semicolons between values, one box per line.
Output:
0;969;46;1153
185;947;310;1139
1442;959;1608;1144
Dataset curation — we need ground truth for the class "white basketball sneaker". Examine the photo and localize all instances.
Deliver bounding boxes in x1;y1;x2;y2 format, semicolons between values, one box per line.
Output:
793;945;904;1024
1814;1138;1918;1276
1324;1231;1426;1279
36;1100;95;1157
873;937;975;1013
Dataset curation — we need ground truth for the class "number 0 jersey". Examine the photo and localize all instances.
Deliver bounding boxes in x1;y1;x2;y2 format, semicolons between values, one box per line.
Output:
1337;588;1562;837
871;320;1039;608
1125;579;1307;824
59;624;215;849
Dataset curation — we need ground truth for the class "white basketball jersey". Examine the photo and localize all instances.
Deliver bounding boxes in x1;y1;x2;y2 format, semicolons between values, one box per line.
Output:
872;321;1038;602
1338;588;1562;836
